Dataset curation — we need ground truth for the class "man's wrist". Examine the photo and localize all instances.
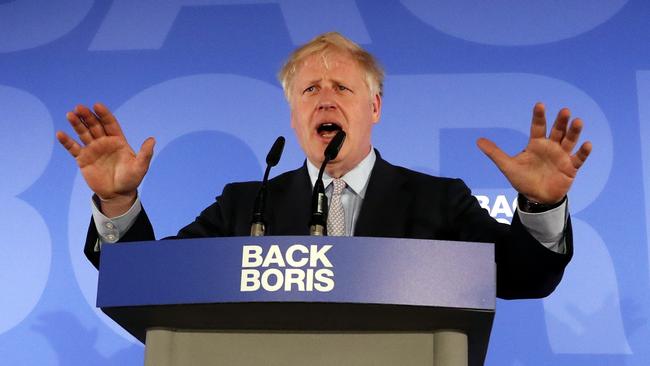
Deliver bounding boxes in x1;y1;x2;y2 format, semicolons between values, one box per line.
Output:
518;194;566;213
94;192;137;218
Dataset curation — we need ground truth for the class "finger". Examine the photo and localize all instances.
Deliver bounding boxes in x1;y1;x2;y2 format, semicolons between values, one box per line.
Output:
93;102;125;137
571;141;592;169
476;137;513;174
561;118;584;153
66;111;94;145
530;102;547;140
56;131;82;158
74;104;107;138
548;108;570;142
135;137;156;172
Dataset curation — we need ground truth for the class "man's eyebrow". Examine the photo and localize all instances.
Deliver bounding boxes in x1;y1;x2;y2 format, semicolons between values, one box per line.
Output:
299;77;355;91
331;78;355;91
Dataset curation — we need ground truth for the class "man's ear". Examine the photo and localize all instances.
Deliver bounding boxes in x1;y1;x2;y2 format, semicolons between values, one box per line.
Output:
290;112;296;129
288;98;297;129
371;93;382;123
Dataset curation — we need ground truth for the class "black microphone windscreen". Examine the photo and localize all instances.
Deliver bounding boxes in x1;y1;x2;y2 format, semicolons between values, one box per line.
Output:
266;136;285;166
324;131;346;161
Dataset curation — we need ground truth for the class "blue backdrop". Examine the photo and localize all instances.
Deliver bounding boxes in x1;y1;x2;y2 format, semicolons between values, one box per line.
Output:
0;0;647;364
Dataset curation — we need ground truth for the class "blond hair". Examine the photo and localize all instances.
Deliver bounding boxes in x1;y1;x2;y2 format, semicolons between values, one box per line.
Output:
278;32;384;101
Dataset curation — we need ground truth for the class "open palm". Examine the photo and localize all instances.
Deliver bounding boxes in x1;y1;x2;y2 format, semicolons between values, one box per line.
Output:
477;103;592;204
56;103;155;210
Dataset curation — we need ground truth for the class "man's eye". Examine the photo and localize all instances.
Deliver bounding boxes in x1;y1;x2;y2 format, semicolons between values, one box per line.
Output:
303;86;316;93
337;85;349;91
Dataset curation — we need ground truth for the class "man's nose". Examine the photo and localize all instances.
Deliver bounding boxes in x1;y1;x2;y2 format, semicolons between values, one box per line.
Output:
317;89;337;110
318;100;336;110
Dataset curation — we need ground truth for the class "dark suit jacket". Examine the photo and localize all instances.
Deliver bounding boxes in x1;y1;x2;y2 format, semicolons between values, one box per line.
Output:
84;153;572;299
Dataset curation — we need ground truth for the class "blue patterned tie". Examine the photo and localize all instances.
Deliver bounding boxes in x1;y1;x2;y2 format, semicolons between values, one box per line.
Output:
327;178;346;236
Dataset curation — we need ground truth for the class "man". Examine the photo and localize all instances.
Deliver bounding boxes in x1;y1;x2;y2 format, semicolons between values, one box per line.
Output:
56;32;592;299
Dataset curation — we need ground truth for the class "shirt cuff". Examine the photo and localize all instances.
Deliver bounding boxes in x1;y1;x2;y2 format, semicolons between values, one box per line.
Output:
91;194;142;251
516;199;568;254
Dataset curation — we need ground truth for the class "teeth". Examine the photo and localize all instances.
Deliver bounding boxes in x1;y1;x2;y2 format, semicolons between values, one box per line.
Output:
317;122;342;135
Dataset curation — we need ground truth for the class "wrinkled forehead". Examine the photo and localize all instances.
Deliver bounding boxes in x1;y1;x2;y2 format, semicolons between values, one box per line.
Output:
295;49;359;78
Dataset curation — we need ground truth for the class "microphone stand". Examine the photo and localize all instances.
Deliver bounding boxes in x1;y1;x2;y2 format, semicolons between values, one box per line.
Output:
250;136;285;236
309;131;346;236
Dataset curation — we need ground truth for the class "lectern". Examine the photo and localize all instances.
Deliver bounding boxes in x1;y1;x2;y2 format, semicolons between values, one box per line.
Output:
97;236;495;366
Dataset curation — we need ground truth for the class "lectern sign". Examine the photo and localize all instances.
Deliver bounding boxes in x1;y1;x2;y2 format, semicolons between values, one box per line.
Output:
240;244;335;292
97;236;494;310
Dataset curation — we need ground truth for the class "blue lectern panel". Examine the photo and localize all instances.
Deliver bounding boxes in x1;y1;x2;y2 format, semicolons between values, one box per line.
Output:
97;236;495;311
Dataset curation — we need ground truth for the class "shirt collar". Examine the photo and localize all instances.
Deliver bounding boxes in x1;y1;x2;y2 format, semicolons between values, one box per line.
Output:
306;148;376;198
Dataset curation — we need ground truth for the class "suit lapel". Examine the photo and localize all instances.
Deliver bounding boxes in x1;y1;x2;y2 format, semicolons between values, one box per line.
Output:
267;154;413;237
354;154;411;237
268;164;313;235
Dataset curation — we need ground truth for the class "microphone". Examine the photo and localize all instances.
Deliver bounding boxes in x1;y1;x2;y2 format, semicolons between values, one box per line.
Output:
323;130;346;162
250;136;285;236
309;131;346;235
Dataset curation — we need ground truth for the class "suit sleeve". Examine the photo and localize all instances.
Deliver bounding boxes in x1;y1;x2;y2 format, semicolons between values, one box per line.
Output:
82;183;258;269
83;207;155;269
446;179;573;299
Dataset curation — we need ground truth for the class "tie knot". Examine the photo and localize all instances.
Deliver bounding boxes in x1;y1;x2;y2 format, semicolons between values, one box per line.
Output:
332;178;346;195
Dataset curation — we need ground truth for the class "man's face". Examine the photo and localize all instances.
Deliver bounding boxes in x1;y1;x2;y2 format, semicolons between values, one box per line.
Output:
289;50;381;177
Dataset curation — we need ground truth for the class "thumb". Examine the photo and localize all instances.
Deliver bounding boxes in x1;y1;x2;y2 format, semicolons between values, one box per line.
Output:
476;137;512;174
136;137;155;170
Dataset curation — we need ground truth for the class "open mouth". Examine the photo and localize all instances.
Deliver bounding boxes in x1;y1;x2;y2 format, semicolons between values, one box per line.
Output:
317;122;343;138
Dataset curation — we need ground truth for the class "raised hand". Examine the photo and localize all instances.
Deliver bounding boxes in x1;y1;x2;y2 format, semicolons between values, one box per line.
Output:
476;103;592;205
56;103;155;216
